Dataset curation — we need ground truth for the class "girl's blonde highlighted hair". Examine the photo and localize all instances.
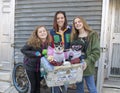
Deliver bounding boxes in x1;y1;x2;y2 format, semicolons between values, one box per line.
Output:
27;26;51;48
71;16;92;42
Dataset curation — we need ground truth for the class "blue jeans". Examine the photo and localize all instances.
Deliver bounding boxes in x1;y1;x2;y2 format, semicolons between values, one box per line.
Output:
76;75;97;93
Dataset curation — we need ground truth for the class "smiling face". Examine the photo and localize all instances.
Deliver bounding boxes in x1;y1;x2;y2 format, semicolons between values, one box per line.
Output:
37;27;48;40
74;18;84;30
56;13;65;28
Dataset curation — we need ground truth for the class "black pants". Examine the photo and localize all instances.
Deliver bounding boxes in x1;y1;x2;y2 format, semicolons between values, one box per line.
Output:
26;70;40;93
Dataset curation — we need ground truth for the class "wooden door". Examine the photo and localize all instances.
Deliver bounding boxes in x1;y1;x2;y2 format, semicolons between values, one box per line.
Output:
0;0;15;70
108;0;120;77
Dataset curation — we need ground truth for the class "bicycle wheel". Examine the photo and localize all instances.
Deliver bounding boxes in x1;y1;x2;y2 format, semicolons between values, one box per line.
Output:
12;63;29;93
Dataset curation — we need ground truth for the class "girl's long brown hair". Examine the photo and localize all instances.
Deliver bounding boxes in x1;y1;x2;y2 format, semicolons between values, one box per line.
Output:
53;11;68;32
27;26;51;48
71;16;92;42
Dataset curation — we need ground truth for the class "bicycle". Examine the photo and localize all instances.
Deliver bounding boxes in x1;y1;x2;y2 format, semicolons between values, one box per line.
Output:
12;62;29;93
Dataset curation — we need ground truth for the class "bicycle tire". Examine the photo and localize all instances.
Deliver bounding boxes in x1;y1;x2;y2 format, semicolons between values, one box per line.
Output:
12;63;29;93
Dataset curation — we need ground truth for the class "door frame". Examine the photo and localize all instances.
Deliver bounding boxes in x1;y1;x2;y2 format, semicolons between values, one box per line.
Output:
0;0;15;79
107;0;120;77
97;0;110;93
107;0;115;77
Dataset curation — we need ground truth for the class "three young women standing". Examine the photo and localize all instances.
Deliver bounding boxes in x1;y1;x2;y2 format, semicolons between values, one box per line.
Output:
21;11;100;93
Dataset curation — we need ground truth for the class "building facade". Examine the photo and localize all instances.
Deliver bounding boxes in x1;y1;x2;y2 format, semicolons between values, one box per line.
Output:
0;0;120;93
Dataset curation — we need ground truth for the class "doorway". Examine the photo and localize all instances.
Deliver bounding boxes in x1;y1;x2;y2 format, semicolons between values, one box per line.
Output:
107;0;120;78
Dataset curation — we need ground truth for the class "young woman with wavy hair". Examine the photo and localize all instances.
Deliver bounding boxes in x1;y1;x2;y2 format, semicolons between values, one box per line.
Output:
21;25;51;93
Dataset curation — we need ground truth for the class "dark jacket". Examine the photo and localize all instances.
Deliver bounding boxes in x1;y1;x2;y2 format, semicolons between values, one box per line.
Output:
50;26;72;49
21;44;43;72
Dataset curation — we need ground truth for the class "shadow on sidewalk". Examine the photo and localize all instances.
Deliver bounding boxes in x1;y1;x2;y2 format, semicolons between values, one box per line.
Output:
40;87;76;93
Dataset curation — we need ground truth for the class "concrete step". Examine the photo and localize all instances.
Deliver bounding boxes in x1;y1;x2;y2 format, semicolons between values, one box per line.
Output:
0;70;11;82
103;78;120;88
4;85;18;93
0;61;12;70
103;88;120;93
0;82;18;93
0;81;11;93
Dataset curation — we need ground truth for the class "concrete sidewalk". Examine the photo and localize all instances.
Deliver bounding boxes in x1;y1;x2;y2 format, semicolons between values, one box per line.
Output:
1;82;120;93
0;82;18;93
